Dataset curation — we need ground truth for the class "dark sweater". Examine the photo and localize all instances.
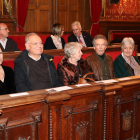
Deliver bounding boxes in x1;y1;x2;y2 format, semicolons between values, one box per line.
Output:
26;56;52;90
114;54;140;78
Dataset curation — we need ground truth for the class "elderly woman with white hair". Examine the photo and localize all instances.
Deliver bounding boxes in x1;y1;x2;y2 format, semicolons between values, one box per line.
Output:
57;42;97;85
114;37;140;78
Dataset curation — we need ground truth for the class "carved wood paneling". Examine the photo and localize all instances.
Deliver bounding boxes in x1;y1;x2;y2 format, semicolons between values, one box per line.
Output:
49;104;62;140
0;102;48;140
0;111;42;140
62;100;100;140
113;90;140;140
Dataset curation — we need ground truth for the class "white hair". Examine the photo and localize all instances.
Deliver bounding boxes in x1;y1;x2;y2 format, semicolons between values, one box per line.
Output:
71;21;81;29
64;42;82;58
121;37;135;50
25;33;38;50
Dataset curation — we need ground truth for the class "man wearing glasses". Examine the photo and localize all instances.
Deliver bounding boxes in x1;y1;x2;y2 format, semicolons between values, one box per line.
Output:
14;33;61;92
0;23;19;52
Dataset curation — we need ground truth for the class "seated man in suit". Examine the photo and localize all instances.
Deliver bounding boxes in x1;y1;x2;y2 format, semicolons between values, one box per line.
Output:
68;21;93;47
86;34;115;81
14;33;61;92
0;23;19;52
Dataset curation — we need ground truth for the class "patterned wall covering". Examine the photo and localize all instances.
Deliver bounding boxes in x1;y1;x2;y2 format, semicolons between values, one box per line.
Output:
105;0;140;20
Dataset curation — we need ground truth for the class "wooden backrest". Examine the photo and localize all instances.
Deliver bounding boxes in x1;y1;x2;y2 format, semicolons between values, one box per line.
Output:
2;46;138;70
8;31;89;51
108;30;140;47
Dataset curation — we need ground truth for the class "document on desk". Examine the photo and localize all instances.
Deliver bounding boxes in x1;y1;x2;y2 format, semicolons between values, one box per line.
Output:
46;86;73;92
95;79;118;84
118;77;131;81
9;92;29;97
75;83;91;87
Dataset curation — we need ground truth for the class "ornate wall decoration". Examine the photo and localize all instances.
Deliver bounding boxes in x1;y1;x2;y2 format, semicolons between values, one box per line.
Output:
121;110;133;131
4;0;24;29
105;0;140;20
74;121;89;140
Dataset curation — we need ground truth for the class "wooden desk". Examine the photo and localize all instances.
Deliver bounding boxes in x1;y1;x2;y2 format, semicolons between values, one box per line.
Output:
1;76;140;139
0;83;105;140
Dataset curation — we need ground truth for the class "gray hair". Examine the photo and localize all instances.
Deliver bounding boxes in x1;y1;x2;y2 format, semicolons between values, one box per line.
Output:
64;42;82;58
92;34;108;46
25;33;38;50
121;37;135;50
25;32;38;44
71;21;81;29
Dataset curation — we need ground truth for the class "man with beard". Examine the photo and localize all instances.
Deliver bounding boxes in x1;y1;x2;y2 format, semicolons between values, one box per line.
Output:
86;34;115;81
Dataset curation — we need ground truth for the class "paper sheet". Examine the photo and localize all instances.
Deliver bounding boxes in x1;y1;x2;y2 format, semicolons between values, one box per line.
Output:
46;86;73;92
95;79;118;84
118;77;131;81
75;83;91;87
9;92;29;97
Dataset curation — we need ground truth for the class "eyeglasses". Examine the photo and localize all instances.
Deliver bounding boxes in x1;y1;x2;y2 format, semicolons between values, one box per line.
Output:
0;28;8;31
28;42;44;46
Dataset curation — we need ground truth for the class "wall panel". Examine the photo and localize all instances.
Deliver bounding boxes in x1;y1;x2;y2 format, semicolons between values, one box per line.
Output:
24;0;91;32
24;10;36;31
24;0;52;32
58;11;66;28
69;11;78;25
40;10;49;31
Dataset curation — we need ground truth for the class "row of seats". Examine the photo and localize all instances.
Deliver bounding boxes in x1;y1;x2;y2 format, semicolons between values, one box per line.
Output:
2;47;137;70
8;32;71;51
108;30;140;52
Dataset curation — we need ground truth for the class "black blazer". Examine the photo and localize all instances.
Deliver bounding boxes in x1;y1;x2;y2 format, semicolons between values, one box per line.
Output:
68;32;93;47
44;36;65;50
0;65;16;95
0;38;19;52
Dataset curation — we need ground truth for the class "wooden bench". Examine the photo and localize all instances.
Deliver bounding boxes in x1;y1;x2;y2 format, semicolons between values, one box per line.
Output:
8;31;89;51
108;30;140;54
2;46;138;70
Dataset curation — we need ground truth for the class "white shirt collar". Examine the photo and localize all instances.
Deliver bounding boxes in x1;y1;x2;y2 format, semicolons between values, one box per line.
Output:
28;53;41;61
0;38;7;49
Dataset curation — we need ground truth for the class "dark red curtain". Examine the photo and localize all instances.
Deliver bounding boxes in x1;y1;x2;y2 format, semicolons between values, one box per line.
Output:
90;0;102;38
17;0;29;31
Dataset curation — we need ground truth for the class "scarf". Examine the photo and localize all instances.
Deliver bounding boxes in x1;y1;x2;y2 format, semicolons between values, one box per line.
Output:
122;53;140;76
51;35;62;49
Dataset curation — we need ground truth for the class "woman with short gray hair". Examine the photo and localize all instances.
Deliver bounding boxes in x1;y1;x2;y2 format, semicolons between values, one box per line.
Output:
114;37;140;78
57;42;97;85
